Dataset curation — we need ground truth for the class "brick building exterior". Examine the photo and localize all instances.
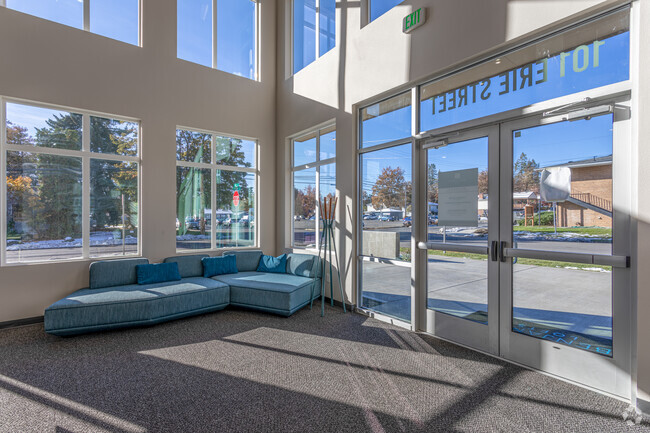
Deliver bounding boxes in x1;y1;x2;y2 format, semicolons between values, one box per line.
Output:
553;157;612;228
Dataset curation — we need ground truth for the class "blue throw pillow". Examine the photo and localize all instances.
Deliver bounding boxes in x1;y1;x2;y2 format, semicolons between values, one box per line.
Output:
257;254;287;274
136;262;181;285
202;255;238;278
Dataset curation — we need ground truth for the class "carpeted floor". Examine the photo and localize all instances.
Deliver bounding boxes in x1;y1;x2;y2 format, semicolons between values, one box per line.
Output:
0;303;648;433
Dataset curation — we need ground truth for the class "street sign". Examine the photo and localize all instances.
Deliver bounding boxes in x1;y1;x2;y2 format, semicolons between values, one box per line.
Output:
233;191;240;207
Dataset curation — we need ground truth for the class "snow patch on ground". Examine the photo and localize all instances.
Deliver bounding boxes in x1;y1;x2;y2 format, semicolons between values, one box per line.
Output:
7;232;137;251
563;266;611;273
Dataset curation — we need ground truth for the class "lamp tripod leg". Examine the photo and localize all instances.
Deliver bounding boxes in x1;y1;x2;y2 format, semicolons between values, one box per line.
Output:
330;226;346;313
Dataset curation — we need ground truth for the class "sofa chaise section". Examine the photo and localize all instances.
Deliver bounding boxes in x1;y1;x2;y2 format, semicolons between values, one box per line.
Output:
218;251;321;316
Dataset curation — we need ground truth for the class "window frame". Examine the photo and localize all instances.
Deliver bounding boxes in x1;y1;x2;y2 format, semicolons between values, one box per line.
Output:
1;0;142;46
291;0;336;74
290;123;336;250
175;126;259;253
0;97;142;266
176;0;260;81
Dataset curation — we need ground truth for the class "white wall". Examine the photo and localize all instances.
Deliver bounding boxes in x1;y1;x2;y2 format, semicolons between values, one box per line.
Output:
0;0;277;322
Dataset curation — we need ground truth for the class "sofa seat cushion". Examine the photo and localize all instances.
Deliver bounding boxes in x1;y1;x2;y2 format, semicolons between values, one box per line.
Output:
212;272;320;316
44;277;230;336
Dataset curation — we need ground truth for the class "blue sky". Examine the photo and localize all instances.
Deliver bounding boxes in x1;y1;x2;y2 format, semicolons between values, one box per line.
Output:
370;0;404;22
7;0;138;45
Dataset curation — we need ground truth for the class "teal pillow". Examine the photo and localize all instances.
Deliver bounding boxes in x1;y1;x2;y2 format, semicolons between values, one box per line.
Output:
136;262;181;285
202;255;238;278
257;254;287;274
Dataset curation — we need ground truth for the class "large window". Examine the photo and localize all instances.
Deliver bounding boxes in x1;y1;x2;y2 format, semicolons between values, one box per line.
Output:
370;0;404;22
358;91;413;323
291;125;336;248
176;128;257;251
2;100;140;264
293;0;336;74
178;0;258;80
4;0;140;45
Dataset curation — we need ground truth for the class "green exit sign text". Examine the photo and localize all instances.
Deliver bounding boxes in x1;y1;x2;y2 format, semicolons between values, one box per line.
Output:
403;7;426;34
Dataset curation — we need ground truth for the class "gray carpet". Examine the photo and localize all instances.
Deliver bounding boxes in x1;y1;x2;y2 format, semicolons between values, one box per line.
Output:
0;304;648;433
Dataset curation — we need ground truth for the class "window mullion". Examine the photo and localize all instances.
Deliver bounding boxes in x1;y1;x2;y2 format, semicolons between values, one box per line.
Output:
82;114;91;259
0;99;6;266
83;0;90;32
212;0;218;69
315;0;320;60
211;134;217;250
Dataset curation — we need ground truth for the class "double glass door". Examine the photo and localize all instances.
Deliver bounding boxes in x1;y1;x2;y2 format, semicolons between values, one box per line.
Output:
420;101;630;397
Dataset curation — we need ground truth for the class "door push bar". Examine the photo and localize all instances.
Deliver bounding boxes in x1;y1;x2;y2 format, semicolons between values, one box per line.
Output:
418;241;630;268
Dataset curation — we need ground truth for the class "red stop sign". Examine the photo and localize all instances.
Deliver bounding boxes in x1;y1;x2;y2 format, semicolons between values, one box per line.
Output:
233;190;240;206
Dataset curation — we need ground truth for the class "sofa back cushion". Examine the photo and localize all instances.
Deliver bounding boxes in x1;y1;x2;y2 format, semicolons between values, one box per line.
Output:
163;254;209;278
223;250;262;272
136;263;182;285
89;258;150;289
257;254;287;274
286;253;320;278
202;255;238;277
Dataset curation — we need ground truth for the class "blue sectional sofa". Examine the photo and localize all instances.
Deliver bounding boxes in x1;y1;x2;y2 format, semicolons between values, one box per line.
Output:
44;251;321;336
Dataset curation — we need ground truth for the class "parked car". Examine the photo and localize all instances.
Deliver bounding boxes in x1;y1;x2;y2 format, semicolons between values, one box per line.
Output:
403;217;412;227
185;218;201;230
428;215;438;225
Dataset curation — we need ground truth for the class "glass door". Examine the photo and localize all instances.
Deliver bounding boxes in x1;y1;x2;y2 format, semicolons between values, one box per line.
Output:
499;102;631;397
421;125;500;354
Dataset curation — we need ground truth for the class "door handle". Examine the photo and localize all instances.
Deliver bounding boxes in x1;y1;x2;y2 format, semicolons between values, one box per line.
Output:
500;241;508;262
490;241;498;261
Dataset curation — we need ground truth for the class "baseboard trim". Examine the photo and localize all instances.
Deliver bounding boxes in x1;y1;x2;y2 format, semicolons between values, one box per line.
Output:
0;316;44;329
638;398;650;417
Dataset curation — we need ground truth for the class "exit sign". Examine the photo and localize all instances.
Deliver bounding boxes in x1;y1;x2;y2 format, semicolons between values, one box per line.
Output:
403;7;426;33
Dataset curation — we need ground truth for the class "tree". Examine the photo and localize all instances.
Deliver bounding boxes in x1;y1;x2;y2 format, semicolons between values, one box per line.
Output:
6;121;37;235
33;114;83;240
371;166;407;210
478;169;489;195
514;153;540;193
294;185;316;218
427;163;438;203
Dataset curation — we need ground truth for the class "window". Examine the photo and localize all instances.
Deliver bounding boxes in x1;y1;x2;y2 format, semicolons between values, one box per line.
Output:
176;128;257;251
291;124;336;248
293;0;335;74
177;0;258;80
4;0;140;45
369;0;404;22
2;100;140;264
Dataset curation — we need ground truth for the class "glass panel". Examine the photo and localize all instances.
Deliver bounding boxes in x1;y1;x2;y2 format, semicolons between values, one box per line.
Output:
512;258;612;356
90;117;138;156
293;0;316;73
90;0;139;45
360;92;411;148
6;152;82;263
176;129;211;164
360;143;411;260
319;0;335;56
6;103;82;151
419;9;629;132
370;0;403;22
216;170;255;248
293;167;316;247
293;132;317;166
215;136;255;168
427;250;489;323
361;260;410;322
426;136;489;323
176;166;211;250
320;163;336;202
217;0;256;79
177;0;213;68
319;125;336;160
90;160;138;257
512;115;612;255
7;0;83;29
